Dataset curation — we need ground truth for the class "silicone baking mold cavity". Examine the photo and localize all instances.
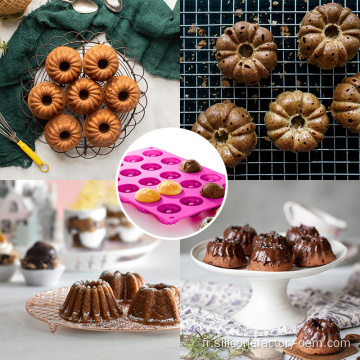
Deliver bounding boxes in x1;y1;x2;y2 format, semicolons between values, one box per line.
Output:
118;147;226;225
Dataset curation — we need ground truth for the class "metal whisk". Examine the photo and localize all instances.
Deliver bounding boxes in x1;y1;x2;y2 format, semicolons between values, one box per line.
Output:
0;113;49;172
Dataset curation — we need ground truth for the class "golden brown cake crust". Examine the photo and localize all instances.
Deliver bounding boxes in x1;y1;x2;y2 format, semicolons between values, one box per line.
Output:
59;280;123;323
135;188;161;203
331;73;360;133
298;3;360;70
44;115;82;152
264;90;329;152
157;180;182;195
103;76;140;113
83;109;122;147
66;78;102;115
128;283;180;325
216;21;277;85
192;102;257;168
99;270;145;303
28;82;66;120
83;44;119;82
45;46;82;84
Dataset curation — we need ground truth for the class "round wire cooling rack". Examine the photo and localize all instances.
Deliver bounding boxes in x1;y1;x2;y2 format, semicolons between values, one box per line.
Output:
26;287;180;333
20;30;148;159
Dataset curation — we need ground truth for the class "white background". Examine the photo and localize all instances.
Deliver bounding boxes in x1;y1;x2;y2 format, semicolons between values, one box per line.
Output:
0;0;179;180
117;128;228;239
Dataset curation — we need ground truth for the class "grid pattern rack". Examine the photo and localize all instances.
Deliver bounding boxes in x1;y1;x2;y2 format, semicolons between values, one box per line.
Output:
180;0;360;180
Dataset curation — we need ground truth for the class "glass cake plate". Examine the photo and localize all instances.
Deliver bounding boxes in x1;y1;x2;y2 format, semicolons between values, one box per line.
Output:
26;287;180;333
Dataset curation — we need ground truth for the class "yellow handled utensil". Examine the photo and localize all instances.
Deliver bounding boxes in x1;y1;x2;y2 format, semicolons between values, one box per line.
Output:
0;113;49;173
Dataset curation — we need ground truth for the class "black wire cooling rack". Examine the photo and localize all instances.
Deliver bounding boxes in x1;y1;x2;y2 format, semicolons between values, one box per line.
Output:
181;0;360;180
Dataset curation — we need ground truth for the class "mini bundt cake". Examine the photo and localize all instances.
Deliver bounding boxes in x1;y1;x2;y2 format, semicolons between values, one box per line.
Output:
331;73;360;133
128;283;180;325
192;102;257;167
45;46;82;84
44;115;82;152
248;242;293;272
99;270;145;303
83;44;119;82
203;237;247;269
295;318;342;355
103;75;140;113
216;21;278;85
264;91;329;152
66;78;102;115
252;231;292;254
83;109;122;147
298;3;360;70
223;224;257;256
293;235;336;267
28;82;66;120
286;224;319;248
59;280;123;323
200;182;225;198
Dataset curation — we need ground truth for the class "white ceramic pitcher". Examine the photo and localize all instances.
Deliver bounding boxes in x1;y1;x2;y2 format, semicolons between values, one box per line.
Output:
283;201;347;240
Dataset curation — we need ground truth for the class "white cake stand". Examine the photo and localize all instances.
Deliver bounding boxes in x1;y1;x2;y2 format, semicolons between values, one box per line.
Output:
191;239;347;330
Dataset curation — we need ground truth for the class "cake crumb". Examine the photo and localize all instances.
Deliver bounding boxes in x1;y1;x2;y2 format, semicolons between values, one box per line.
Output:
222;78;231;87
252;94;259;103
201;77;208;87
185;94;189;98
197;40;207;49
280;25;290;36
180;56;183;62
273;1;279;5
297;80;301;86
188;24;207;37
235;9;242;17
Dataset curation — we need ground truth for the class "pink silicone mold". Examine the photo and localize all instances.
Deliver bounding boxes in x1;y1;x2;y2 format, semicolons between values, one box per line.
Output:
118;147;226;225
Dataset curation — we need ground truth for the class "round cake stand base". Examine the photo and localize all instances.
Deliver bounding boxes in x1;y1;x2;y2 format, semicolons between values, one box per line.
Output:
233;278;305;330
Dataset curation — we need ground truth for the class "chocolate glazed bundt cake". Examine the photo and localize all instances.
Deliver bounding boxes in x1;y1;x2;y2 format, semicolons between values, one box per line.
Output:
59;280;123;323
296;318;342;355
248;238;293;272
286;224;319;248
293;235;336;267
28;82;66;120
203;237;248;269
223;224;257;256
192;102;257;168
331;73;360;133
99;270;145;303
128;283;180;326
264;90;329;152
216;21;277;85
298;3;360;70
252;231;292;254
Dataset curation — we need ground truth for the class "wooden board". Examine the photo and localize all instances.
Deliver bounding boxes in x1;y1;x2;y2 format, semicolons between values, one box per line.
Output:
284;344;357;360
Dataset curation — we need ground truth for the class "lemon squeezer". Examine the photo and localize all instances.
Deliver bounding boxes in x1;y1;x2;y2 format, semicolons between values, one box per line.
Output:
0;113;49;172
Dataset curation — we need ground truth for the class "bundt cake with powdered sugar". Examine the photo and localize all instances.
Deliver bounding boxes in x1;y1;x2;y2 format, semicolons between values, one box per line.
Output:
216;21;277;85
128;283;180;326
59;279;123;323
298;3;360;70
99;270;145;303
192;102;257;168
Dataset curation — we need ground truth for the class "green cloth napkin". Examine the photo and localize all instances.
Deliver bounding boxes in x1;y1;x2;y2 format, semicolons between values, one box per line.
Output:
0;0;179;168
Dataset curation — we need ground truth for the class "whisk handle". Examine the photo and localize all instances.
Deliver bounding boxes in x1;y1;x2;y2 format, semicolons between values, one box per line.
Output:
17;141;49;173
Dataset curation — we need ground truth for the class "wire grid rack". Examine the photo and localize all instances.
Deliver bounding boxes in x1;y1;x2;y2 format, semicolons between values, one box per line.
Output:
181;0;360;180
20;31;148;159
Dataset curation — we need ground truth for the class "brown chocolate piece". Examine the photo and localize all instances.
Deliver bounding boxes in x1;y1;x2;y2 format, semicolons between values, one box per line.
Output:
200;182;225;198
66;217;105;233
180;159;202;173
21;241;58;270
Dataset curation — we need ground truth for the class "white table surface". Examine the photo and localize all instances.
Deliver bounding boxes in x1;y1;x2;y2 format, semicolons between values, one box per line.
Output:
0;0;179;180
180;253;360;360
0;240;180;360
